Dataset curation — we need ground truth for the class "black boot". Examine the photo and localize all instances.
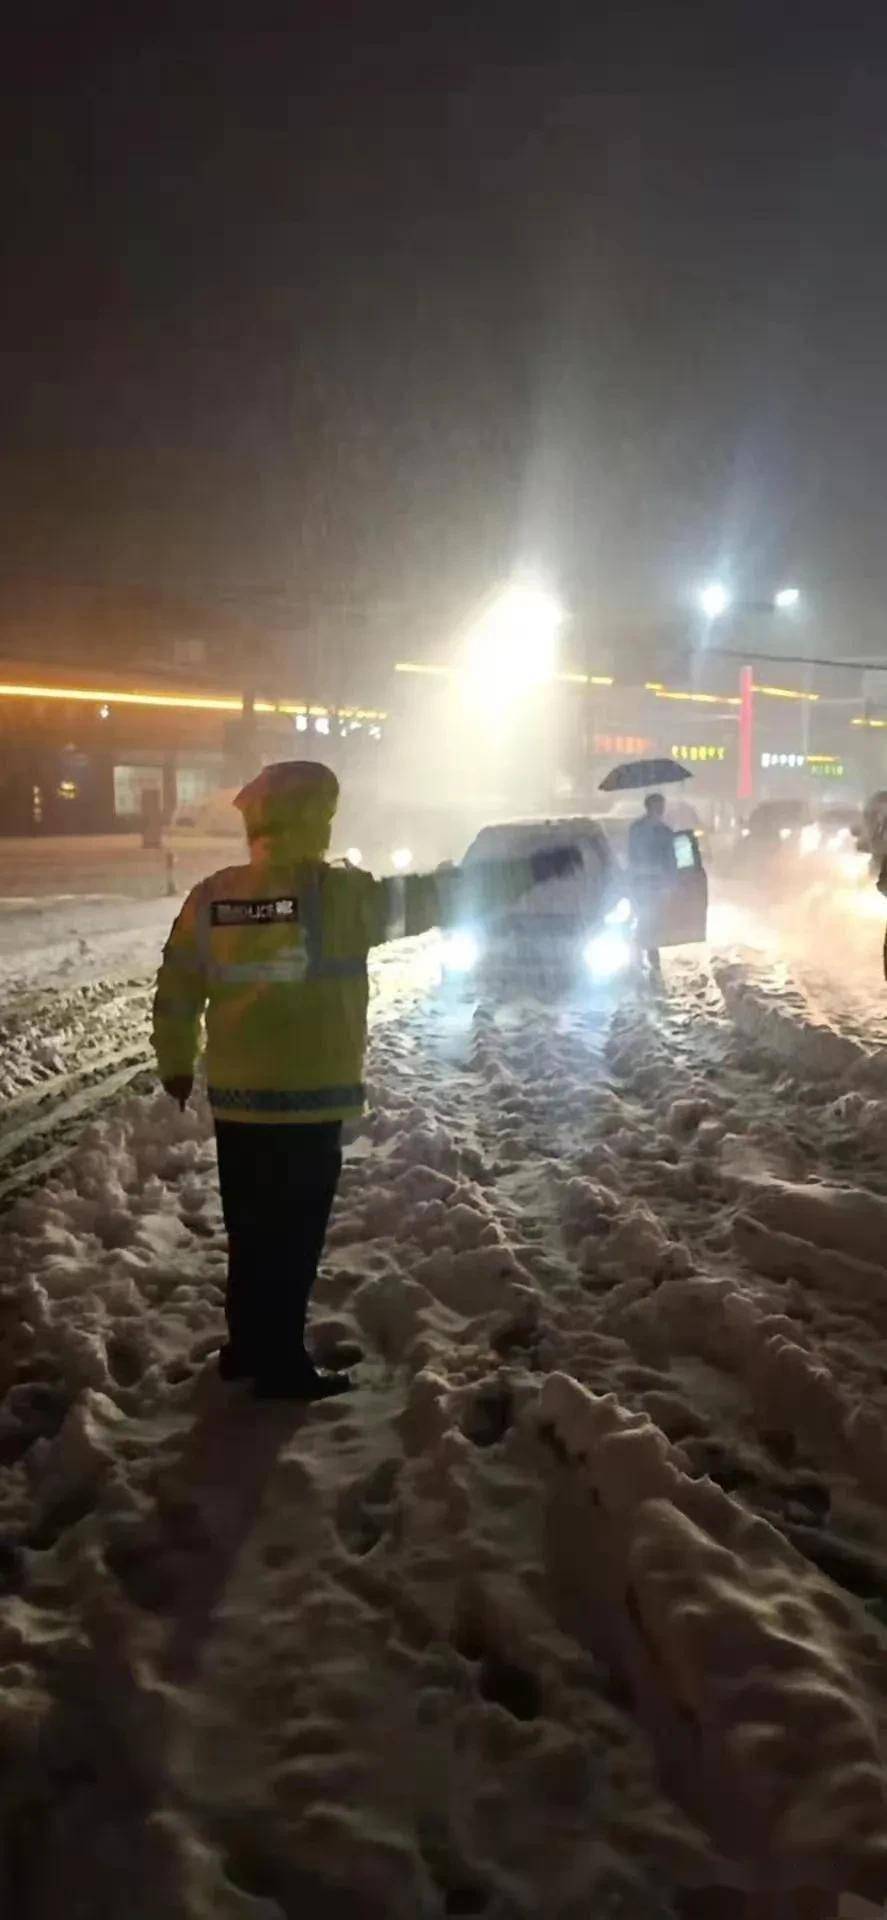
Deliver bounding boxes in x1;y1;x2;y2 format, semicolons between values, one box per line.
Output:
253;1365;353;1403
217;1342;255;1382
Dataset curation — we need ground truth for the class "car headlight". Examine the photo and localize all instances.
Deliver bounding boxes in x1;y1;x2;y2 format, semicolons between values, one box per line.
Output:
391;847;413;871
441;930;482;974
605;896;633;927
584;930;632;981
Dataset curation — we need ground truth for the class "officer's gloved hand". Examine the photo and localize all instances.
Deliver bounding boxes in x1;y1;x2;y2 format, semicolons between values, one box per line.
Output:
530;844;583;885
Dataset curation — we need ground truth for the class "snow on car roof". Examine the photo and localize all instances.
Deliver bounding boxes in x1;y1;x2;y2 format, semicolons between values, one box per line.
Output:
463;816;611;861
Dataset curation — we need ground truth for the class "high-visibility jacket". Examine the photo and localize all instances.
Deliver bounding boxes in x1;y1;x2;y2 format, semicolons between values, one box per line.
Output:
153;856;532;1124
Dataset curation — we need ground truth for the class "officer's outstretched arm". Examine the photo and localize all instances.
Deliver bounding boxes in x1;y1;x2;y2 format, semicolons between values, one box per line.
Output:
368;847;580;944
153;886;208;1082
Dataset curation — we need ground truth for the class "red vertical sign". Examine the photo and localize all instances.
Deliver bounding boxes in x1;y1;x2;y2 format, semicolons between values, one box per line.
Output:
738;664;754;802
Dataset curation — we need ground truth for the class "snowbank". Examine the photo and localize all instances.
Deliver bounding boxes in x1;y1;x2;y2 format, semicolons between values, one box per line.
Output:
3;906;887;1911
537;1372;887;1899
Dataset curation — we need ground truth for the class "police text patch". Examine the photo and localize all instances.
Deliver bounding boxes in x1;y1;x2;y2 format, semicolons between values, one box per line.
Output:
211;897;299;926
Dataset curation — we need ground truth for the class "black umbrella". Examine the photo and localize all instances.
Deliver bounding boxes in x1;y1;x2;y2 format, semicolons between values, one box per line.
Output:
599;756;693;793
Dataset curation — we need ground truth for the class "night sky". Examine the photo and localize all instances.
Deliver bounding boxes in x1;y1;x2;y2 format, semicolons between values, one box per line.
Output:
3;6;887;669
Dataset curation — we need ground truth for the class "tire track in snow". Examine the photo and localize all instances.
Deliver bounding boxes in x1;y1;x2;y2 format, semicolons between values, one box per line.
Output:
0;939;437;1209
368;977;887;1903
4;948;887;1910
0;977;152;1082
590;966;887;1652
409;969;887;1900
0;1054;156;1206
0;978;154;1206
1;973;697;1918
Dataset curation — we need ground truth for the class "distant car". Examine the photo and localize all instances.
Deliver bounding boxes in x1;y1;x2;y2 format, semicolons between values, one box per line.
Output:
332;803;470;878
796;803;867;881
810;803;863;847
744;798;810;847
733;796;871;887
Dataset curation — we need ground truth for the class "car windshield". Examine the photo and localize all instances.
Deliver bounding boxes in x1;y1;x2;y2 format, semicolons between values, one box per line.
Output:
464;819;611;871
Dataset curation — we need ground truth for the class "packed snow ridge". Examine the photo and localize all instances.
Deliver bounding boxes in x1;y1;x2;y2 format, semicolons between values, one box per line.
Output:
2;914;887;1913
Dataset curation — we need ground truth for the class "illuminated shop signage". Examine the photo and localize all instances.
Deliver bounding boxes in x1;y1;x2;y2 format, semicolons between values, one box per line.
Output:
593;734;651;755
761;752;845;777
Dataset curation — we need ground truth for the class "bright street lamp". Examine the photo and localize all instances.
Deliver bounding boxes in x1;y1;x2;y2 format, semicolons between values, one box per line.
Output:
464;581;565;697
698;581;731;620
774;585;800;610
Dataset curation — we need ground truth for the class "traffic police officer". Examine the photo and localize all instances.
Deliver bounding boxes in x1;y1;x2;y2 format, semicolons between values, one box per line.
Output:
154;760;577;1399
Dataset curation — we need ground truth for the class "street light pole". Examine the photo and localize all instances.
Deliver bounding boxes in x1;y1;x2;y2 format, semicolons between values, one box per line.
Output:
738;664;755;804
696;583;801;809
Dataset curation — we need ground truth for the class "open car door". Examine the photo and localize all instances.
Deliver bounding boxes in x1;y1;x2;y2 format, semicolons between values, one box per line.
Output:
655;831;708;947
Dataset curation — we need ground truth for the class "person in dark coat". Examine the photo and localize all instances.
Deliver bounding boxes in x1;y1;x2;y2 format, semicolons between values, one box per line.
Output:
628;793;677;977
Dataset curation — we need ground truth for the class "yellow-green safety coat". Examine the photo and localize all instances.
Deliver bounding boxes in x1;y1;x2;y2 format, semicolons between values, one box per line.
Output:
153;855;532;1124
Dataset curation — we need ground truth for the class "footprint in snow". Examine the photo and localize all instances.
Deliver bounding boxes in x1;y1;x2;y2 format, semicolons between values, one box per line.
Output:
477;1653;542;1722
335;1457;400;1557
459;1380;513;1449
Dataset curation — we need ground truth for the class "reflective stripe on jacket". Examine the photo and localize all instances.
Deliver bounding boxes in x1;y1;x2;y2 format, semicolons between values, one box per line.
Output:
153;856;531;1124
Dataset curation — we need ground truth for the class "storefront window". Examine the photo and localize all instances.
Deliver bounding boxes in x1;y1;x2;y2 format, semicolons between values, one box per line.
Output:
175;765;219;809
113;764;163;817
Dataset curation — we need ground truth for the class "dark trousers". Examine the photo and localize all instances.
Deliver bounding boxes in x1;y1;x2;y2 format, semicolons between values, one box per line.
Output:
215;1120;342;1378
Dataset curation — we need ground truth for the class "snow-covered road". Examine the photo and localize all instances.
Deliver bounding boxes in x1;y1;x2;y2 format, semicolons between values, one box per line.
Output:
3;885;887;1915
